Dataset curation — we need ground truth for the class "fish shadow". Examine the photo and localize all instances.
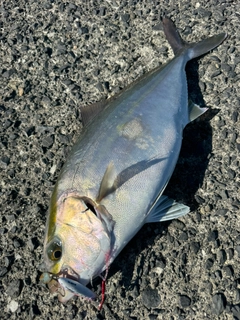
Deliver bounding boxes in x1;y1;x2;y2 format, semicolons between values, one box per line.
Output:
93;59;218;297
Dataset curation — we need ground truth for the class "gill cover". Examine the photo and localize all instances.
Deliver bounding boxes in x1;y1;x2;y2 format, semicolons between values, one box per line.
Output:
44;191;115;275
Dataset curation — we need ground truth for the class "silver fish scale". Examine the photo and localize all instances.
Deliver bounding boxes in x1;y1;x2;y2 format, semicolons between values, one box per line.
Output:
58;54;188;258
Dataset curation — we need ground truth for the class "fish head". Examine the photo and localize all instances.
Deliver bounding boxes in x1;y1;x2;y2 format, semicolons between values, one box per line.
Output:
41;189;115;302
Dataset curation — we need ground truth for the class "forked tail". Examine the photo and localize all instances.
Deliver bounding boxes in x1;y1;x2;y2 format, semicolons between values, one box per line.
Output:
162;17;227;60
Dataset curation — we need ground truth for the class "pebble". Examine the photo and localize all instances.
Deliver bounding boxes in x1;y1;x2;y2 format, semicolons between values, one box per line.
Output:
236;246;240;258
179;232;188;241
190;242;200;254
232;304;240;319
120;13;130;22
6;279;22;298
171;220;186;230
235;289;240;302
7;300;19;313
223;265;234;277
218;249;227;265
179;295;191;308
141;287;161;308
227;248;234;260
1;156;10;165
0;267;8;277
206;258;214;270
211;293;226;315
41;135;54;149
208;230;218;241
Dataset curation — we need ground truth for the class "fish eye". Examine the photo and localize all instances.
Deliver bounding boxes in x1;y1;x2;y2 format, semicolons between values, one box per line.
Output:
52;249;62;260
47;239;62;261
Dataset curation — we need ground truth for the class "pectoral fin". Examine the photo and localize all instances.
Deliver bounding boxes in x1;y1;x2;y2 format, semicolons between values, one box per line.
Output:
96;162;116;202
145;195;190;223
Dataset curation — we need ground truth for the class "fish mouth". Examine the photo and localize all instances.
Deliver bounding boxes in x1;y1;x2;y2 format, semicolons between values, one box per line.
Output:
40;264;80;286
40;266;96;300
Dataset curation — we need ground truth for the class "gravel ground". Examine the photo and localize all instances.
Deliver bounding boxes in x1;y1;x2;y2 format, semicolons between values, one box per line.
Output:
0;0;239;319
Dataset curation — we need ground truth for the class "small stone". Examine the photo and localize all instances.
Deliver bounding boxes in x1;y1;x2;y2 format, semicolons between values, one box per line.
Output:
211;293;226;315
206;282;213;294
208;230;218;241
179;232;188;241
191;242;200;254
235;289;240;302
216;209;228;216
149;315;158;320
0;228;7;234
179;295;191;308
171;220;185;230
211;70;221;78
5;255;14;268
218;249;227;265
41;96;51;107
0;267;8;277
7;300;19;313
6;279;22;298
81;26;89;34
232;111;238;123
18;87;24;96
25;126;35;136
13;238;21;248
120;13;130;22
152;23;162;31
99;7;106;16
227;248;234;260
67;3;77;11
142;287;161;308
228;169;236;179
195;195;205;204
236;246;240;258
42;135;54;148
44;2;52;9
57;43;67;54
1;155;10;165
232;304;240;318
206;258;214;270
3;119;12;129
156;259;166;269
223;265;234;277
220;189;229;200
215;270;222;279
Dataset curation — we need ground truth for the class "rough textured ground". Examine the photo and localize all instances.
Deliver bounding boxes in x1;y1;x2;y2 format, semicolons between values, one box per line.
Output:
0;0;239;319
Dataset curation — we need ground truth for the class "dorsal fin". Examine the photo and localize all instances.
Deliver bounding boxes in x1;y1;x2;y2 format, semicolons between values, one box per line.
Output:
81;99;109;126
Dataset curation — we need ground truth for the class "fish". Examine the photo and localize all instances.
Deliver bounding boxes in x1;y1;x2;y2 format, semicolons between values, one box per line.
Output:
40;17;226;306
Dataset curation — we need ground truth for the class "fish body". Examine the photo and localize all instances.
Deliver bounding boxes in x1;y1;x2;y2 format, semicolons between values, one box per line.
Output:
41;18;226;303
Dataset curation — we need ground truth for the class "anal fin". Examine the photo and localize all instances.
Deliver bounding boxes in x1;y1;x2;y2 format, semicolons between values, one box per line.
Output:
188;100;208;122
